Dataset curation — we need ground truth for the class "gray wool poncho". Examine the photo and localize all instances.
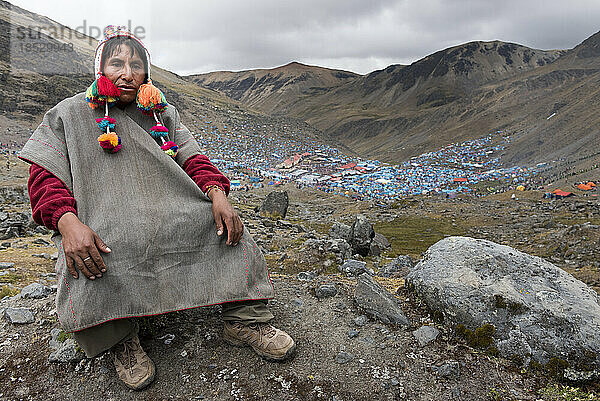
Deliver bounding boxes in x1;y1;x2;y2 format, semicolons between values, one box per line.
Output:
18;92;274;332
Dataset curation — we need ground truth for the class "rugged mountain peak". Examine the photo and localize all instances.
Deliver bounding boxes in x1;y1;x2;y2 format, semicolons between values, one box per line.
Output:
574;30;600;59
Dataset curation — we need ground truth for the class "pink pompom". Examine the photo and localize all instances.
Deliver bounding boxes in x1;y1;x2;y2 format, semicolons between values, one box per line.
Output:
151;125;169;132
96;117;116;124
161;141;177;150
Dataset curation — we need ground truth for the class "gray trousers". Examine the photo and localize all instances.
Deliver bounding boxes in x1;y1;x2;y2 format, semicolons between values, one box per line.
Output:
73;300;273;358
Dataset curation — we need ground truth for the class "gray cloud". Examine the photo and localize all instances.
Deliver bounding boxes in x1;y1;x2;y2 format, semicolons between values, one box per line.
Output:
9;0;600;75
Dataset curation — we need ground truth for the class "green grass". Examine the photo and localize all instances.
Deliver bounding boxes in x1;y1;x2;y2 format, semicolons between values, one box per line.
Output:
538;383;599;400
553;216;600;226
0;273;19;284
0;285;18;299
374;216;466;258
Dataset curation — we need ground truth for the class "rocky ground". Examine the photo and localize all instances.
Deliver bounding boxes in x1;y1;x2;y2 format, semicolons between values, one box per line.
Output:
1;154;600;400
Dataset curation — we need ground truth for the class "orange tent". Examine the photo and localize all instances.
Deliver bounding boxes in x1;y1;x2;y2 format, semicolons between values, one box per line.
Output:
577;184;593;191
588;182;596;187
552;189;574;197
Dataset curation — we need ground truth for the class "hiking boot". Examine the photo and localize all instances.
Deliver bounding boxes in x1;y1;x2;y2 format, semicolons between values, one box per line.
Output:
111;335;156;390
223;321;296;361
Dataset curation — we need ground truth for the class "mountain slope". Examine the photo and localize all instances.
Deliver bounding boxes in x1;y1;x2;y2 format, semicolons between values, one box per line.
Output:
188;61;359;114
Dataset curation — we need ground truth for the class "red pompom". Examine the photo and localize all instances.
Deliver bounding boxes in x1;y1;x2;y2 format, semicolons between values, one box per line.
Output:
97;75;121;98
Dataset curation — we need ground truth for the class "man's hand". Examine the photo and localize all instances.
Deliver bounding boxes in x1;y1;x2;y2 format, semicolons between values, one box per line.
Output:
209;188;243;245
57;212;111;280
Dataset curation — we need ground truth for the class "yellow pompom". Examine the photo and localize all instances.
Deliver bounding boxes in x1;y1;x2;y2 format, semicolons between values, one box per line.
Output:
98;132;119;147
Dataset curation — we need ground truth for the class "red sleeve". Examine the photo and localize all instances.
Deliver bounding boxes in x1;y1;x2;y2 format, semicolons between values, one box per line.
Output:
27;163;77;231
182;154;230;197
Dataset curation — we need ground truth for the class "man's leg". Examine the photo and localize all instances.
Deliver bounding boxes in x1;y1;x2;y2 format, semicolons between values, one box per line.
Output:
221;299;274;324
73;318;138;358
73;319;155;391
221;300;296;361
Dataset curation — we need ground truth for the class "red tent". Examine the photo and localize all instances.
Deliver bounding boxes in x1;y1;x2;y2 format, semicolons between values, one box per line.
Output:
338;162;357;170
453;177;468;183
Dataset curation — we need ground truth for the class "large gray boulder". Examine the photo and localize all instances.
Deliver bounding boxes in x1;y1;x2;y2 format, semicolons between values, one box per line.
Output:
350;215;375;257
406;236;600;381
260;191;289;219
329;222;352;242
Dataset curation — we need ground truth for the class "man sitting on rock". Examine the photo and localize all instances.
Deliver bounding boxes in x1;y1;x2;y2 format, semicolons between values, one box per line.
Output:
18;25;295;390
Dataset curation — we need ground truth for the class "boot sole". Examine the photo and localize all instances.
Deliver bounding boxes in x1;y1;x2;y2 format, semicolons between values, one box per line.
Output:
223;332;297;362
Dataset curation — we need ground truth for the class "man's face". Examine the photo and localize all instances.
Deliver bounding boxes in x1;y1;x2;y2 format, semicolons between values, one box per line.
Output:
102;44;145;105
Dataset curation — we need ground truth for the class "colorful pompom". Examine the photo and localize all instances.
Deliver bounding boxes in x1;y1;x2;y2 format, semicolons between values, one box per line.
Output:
136;81;167;114
149;124;169;138
98;132;121;153
97;75;121;97
160;140;178;158
96;117;116;130
85;79;100;108
86;76;121;109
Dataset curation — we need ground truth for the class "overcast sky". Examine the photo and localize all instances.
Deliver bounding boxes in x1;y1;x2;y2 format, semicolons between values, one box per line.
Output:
9;0;600;75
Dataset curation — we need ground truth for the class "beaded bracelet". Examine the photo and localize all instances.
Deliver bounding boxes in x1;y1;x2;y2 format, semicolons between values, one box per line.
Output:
205;184;225;198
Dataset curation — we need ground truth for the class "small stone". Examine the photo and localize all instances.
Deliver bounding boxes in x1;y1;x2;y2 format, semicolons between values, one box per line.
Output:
347;329;359;338
335;351;354;364
50;252;58;261
50;328;62;340
158;333;175;344
391;378;399;386
297;271;317;281
412;326;440;347
4;307;35;324
354;273;410;327
181;350;188;357
338;259;373;276
20;283;51;299
0;262;15;269
32;253;50;259
433;361;460;378
315;284;337;299
48;339;84;363
99;366;109;374
291;298;303;307
354;315;368;327
34;226;50;234
208;364;217;369
32;238;51;246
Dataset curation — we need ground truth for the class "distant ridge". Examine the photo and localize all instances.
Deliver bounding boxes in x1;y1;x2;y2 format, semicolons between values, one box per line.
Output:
186;34;600;171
